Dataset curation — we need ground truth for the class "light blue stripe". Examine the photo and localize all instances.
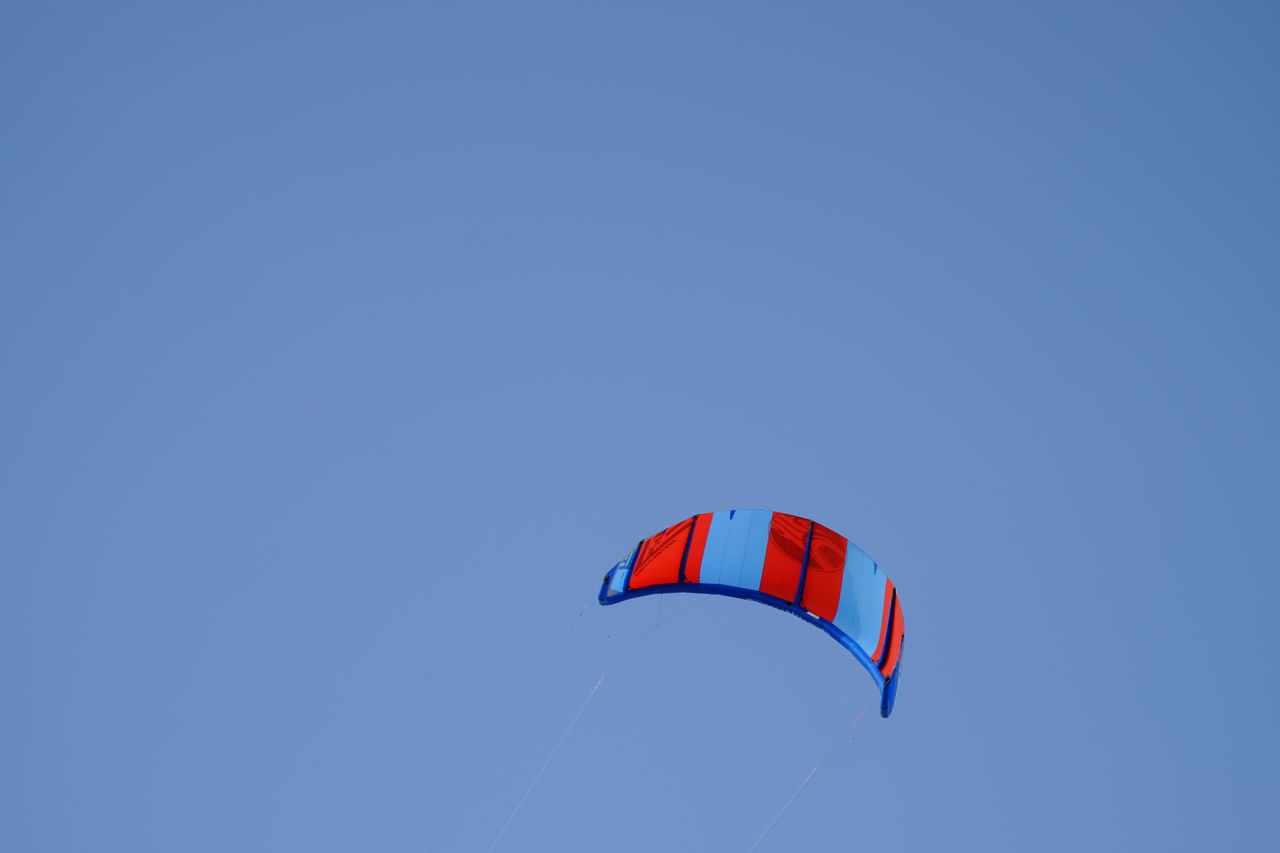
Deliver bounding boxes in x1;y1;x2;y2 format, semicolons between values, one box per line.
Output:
608;563;629;593
698;511;733;585
719;512;752;587
698;509;771;591
737;510;772;591
832;542;888;655
607;547;638;594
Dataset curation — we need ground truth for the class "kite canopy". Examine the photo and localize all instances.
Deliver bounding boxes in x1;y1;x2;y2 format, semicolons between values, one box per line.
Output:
599;510;904;717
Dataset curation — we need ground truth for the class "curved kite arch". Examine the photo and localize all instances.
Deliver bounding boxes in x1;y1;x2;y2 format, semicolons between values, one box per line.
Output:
598;509;904;717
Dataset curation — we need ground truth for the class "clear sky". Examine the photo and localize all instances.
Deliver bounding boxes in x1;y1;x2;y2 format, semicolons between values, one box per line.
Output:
4;2;1277;851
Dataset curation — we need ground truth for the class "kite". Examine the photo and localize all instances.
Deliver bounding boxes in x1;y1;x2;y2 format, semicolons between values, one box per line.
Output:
599;510;905;717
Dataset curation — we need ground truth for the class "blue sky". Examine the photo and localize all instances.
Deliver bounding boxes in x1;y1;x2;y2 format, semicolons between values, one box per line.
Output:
4;2;1277;851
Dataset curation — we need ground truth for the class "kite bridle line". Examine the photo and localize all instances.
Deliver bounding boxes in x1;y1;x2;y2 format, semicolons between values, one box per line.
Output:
425;599;594;853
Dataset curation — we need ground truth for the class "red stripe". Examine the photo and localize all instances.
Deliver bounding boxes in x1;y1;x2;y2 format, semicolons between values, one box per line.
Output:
869;579;896;663
759;513;809;603
627;517;692;589
798;522;847;623
682;513;712;583
880;595;904;678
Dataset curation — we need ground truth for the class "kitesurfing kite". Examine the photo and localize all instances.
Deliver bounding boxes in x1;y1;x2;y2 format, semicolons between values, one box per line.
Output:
599;510;905;717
